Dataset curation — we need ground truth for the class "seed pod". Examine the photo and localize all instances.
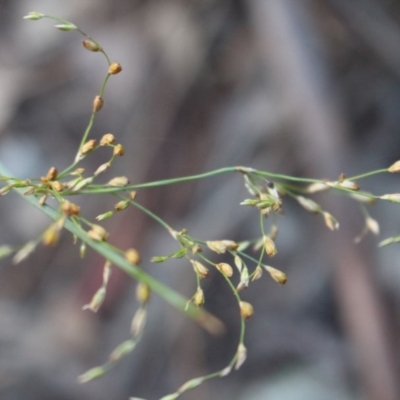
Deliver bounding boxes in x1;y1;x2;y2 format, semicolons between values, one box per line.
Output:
61;200;80;216
239;301;254;319
108;62;122;75
263;236;277;257
100;133;116;145
93;95;104;113
265;266;287;285
45;167;58;181
216;262;233;277
82;39;101;52
113;144;125;156
136;282;150;304
87;225;109;241
388;160;400;172
80;139;97;155
125;248;141;265
108;176;129;187
82;287;106;312
191;260;209;278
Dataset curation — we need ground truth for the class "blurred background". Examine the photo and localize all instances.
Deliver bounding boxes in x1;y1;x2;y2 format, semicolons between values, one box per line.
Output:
1;0;400;399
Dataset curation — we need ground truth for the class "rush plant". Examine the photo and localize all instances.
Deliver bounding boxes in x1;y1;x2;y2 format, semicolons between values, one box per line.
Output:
1;11;399;400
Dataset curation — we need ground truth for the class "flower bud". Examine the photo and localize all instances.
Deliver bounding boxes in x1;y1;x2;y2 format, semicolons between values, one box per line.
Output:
61;200;81;216
78;366;106;383
206;240;238;254
80;139;97;155
115;200;129;211
94;162;110;176
108;176;129;187
109;340;136;363
265;266;287;285
23;12;45;20
13;241;36;264
45;167;58;181
54;23;77;31
190;260;209;278
136;282;150;304
82;39;101;52
87;225;109;241
93;95;104;113
193;287;205;307
113;144;125;156
131;308;147;336
125;248;141;265
306;182;329;193
296;196;321;213
380;194;400;203
108;62;122;75
366;216;380;235
82;287;106;312
216;262;233;277
388;160;400;172
263;235;277;257
251;265;263;281
234;343;247;370
100;133;116;145
42;224;60;246
239;301;254;319
322;211;339;230
50;181;64;192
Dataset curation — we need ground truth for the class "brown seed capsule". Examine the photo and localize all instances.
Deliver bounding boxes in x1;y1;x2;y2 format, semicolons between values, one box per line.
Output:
93;95;104;113
82;39;101;52
239;301;254;319
81;139;97;155
125;248;141;265
113;144;125;156
108;62;122;75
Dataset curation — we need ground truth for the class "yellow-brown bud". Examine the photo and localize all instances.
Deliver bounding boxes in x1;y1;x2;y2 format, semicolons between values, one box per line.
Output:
216;262;233;277
45;167;58;181
108;62;122;75
113;144;125;156
263;236;277;257
130;191;137;200
193;287;205;307
50;181;64;192
114;200;129;211
239;301;254;319
136;282;150;304
100;133;116;146
80;139;97;155
108;176;129;187
42;224;60;246
265;266;287;285
82;39;101;52
251;265;263;281
61;200;81;216
125;248;141;265
296;196;321;213
206;240;238;254
93;95;104;113
388;160;400;172
191;260;209;278
87;225;109;241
